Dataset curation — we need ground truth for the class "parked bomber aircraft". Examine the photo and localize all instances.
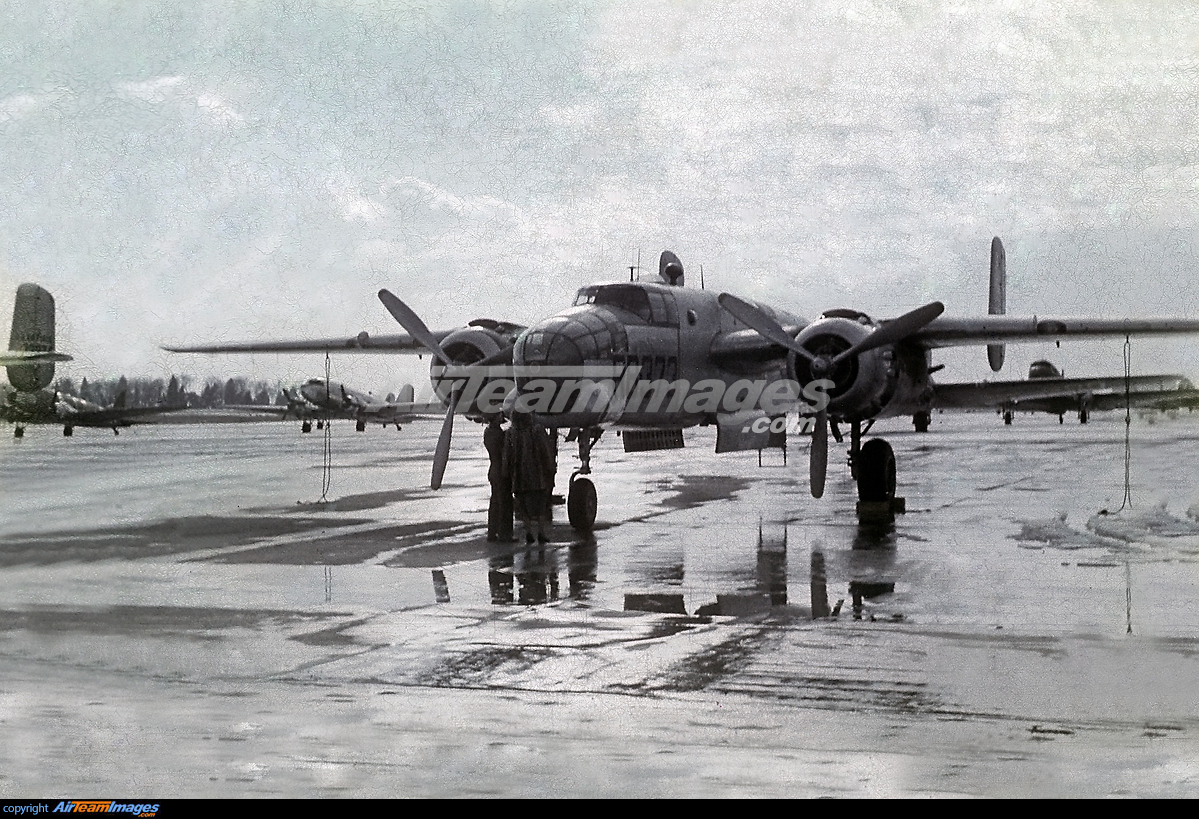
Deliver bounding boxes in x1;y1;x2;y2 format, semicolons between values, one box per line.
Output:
167;238;1199;530
1;284;182;437
935;359;1199;425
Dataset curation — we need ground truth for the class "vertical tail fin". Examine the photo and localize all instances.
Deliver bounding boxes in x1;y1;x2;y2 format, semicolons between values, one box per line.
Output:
6;283;57;391
397;383;415;405
987;237;1006;372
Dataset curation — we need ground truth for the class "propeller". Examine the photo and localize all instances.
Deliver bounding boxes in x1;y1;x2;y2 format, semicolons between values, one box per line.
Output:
717;294;816;362
281;388;308;420
810;410;828;499
378;290;516;489
828;301;944;366
719;294;944;498
378;289;454;366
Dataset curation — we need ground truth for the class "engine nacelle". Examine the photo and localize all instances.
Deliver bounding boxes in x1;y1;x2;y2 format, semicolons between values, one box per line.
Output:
787;310;898;421
430;325;511;407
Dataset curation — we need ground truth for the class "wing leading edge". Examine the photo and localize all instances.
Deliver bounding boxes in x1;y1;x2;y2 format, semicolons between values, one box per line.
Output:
163;332;444;354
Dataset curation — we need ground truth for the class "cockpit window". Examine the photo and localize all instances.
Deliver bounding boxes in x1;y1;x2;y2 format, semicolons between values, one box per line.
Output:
573;285;678;327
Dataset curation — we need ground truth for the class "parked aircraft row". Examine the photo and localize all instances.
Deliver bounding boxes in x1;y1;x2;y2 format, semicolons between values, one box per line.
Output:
0;284;422;436
165;238;1199;531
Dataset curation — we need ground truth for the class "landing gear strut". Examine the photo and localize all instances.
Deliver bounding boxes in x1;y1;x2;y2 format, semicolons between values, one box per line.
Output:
567;426;602;532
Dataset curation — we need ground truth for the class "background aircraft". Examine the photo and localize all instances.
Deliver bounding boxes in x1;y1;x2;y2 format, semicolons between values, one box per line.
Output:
934;359;1199;425
225;380;429;433
167;238;1199;530
1;284;182;437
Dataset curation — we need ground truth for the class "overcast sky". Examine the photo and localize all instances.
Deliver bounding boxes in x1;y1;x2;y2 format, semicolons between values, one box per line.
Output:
2;0;1198;394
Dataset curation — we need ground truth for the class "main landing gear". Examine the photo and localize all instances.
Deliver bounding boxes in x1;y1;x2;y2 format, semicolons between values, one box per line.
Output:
843;420;902;519
14;425;24;438
566;426;602;532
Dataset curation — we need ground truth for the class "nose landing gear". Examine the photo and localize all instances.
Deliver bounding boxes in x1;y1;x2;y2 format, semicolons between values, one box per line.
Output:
566;426;603;532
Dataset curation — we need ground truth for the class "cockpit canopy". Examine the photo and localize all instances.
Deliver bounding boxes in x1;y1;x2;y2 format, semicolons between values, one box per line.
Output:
574;284;679;327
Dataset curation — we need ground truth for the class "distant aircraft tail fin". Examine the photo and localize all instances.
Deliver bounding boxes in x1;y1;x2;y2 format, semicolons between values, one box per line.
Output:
397;383;415;405
987;237;1006;372
5;283;58;392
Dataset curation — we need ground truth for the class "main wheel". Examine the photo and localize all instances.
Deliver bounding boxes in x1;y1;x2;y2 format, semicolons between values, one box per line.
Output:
912;411;930;433
567;476;597;532
856;439;896;502
63;425;73;437
301;421;312;433
356;419;366;432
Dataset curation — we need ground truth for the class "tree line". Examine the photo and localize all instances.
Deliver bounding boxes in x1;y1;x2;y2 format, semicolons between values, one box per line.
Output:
49;375;289;409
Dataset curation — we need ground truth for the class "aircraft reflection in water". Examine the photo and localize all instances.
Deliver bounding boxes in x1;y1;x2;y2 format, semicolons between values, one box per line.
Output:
168;237;1199;530
1;284;181;436
479;520;899;622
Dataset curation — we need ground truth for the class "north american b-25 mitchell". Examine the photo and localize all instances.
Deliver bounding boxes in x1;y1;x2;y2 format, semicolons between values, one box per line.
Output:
167;238;1199;530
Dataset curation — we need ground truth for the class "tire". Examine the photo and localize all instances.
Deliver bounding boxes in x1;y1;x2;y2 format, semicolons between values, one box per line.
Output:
913;411;930;433
567;477;597;532
856;439;896;502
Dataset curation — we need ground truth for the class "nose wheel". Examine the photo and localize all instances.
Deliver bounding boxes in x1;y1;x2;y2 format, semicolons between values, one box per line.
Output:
565;425;603;532
567;473;597;532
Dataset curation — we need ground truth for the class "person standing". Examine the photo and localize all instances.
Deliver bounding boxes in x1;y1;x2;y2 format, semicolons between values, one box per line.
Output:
504;410;556;544
484;414;514;542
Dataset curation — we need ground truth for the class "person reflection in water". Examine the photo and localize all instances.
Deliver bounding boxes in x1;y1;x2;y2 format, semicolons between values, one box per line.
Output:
484;414;514;542
503;409;556;544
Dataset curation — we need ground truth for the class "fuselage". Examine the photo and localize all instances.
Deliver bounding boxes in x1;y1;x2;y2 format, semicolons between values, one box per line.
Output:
503;281;936;429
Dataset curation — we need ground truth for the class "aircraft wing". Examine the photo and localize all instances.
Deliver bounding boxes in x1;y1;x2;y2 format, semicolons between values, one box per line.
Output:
163;332;448;354
912;316;1199;348
0;351;73;364
1086;387;1199;413
932;374;1191;410
62;405;189;427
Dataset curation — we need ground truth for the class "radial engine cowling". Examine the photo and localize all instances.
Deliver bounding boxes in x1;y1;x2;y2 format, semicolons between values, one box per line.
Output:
429;325;511;406
787;310;898;421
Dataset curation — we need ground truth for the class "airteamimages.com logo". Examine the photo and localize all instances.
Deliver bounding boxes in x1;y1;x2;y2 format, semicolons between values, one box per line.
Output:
0;804;160;817
427;365;835;420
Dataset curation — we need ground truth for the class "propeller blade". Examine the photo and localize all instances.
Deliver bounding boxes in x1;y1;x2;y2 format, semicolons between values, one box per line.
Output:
430;386;461;490
378;290;453;366
832;301;944;365
717;294;815;362
810;410;828;499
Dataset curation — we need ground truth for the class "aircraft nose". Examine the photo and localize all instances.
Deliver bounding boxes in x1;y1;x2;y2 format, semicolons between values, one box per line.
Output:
514;309;628;368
